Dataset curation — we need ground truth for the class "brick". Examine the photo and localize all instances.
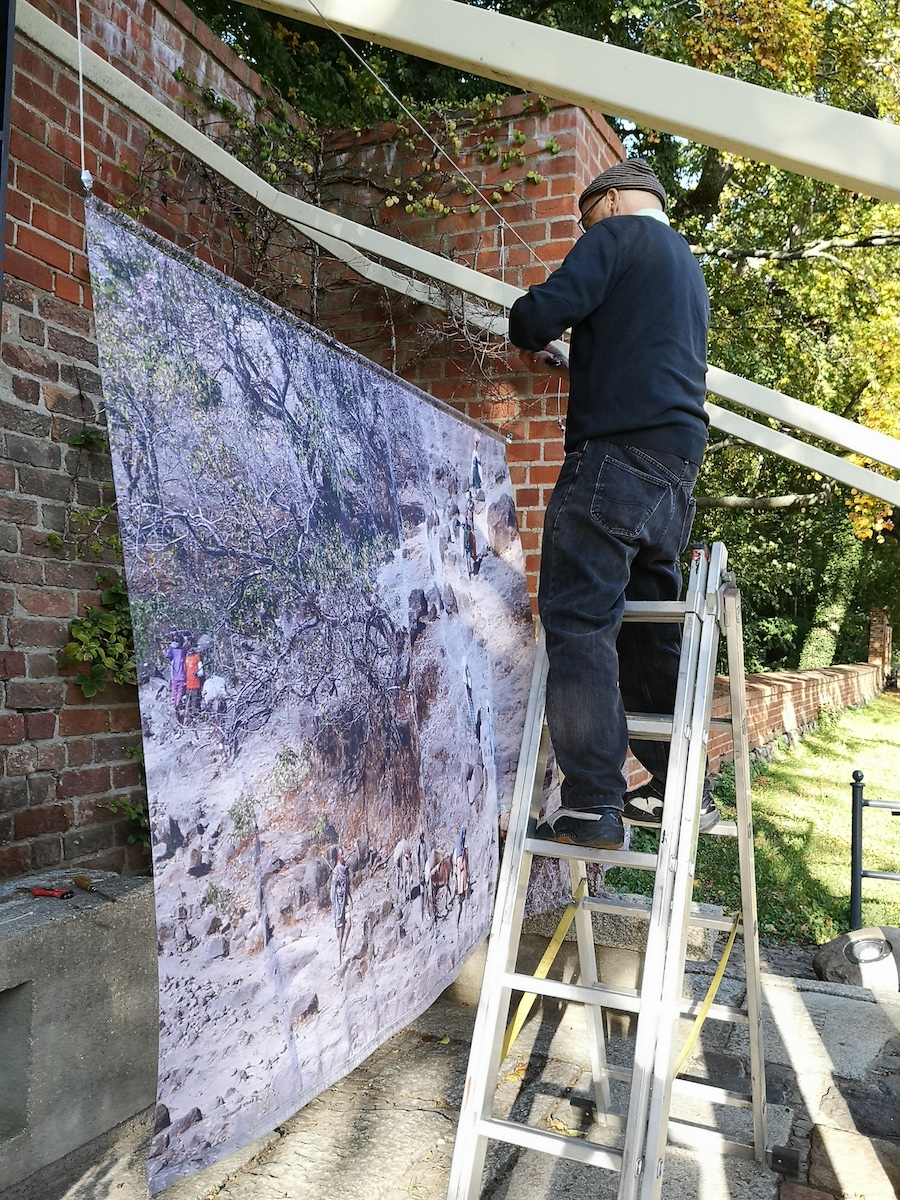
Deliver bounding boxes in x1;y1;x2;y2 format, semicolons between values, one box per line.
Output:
57;766;112;800
0;651;26;679
3;245;54;292
0;558;43;585
108;705;142;733
0;524;20;553
7;617;69;647
17;314;44;348
18;587;76;618
14;803;73;838
18;464;74;502
63;821;116;860
0;776;28;813
36;741;65;771
77;796;122;825
5;187;32;224
31;835;63;869
47;326;99;364
0;495;39;525
9;95;48;147
32;202;84;251
112;762;142;789
31;646;70;675
14;156;74;211
529;465;562;486
54;274;82;305
6;432;62;470
5;743;37;775
58;707;110;736
16;225;71;273
24;711;56;739
6;680;67;710
2;276;34;311
37;295;94;337
0;715;26;744
0;845;32;880
66;738;93;766
12;376;41;405
27;773;58;806
16;74;68;127
44;560;103;589
1;339;59;380
16;526;61;558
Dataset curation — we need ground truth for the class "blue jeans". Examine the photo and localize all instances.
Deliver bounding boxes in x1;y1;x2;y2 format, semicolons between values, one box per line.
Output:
538;440;699;812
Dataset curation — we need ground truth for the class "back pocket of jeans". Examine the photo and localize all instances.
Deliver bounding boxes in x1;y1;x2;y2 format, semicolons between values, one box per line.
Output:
590;456;668;537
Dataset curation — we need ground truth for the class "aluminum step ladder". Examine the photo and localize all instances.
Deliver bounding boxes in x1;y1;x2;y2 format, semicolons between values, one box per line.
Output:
447;542;766;1200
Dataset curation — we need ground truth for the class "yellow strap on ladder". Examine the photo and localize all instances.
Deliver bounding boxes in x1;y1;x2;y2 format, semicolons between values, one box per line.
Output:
501;878;588;1061
673;909;742;1076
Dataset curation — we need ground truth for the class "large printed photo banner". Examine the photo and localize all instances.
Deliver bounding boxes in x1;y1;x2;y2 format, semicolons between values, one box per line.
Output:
85;203;535;1192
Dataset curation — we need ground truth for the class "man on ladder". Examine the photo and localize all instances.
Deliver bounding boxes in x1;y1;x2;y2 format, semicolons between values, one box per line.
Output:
509;157;716;850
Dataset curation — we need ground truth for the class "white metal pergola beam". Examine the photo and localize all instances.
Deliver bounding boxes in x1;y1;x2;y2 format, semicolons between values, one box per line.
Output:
247;0;900;205
15;1;900;507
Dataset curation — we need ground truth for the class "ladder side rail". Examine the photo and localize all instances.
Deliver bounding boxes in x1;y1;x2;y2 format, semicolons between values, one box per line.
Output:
639;541;729;1200
617;546;710;1199
569;857;614;1117
447;631;551;1200
723;584;768;1160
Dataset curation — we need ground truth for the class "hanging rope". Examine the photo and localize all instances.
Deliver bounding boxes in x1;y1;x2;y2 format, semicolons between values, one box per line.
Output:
75;0;94;192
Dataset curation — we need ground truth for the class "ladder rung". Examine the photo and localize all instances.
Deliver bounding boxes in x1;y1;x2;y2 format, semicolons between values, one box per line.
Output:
572;1076;753;1110
704;821;738;838
626;713;732;738
622;600;692;622
584;895;741;934
682;999;748;1024
666;1120;757;1159
476;1117;624;1171
673;1077;753;1109
525;837;659;871
502;971;750;1027
502;971;642;1013
626;714;673;738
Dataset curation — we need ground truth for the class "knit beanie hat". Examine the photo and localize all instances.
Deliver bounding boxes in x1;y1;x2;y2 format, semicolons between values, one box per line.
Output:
579;157;667;212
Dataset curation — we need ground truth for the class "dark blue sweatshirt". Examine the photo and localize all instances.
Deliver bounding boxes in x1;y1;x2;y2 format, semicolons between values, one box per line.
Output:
508;214;709;463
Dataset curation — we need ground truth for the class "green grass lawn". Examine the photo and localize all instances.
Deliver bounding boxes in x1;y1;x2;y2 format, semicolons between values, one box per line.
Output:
606;689;900;944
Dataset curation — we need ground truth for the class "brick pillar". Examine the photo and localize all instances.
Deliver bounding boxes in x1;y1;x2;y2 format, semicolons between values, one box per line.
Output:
868;606;893;679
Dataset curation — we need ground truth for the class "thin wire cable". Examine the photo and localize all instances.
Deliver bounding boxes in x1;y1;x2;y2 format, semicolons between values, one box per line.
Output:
304;0;544;270
75;0;94;191
498;218;507;316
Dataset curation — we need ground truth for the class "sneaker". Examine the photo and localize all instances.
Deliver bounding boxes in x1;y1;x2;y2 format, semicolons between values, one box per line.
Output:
699;786;720;832
534;806;624;850
622;779;665;827
623;778;720;832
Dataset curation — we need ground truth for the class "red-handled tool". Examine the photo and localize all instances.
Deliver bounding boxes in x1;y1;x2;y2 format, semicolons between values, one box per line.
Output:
17;886;75;899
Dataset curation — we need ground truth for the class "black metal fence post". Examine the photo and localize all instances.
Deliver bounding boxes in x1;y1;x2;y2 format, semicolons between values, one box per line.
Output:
850;770;865;930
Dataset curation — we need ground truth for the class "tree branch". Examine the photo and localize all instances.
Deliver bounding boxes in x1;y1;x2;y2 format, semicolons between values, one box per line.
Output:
695;490;833;510
690;231;900;262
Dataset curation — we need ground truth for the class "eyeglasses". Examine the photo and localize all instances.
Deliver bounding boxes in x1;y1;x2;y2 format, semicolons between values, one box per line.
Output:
577;194;606;233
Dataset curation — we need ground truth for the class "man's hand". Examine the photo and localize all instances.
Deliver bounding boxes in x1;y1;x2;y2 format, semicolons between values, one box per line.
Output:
517;347;569;375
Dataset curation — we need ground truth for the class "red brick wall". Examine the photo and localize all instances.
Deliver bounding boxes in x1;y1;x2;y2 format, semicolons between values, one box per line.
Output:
705;662;885;774
1;0;276;879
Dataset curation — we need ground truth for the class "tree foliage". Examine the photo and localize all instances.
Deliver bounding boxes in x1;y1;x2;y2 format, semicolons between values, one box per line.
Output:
176;0;900;666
